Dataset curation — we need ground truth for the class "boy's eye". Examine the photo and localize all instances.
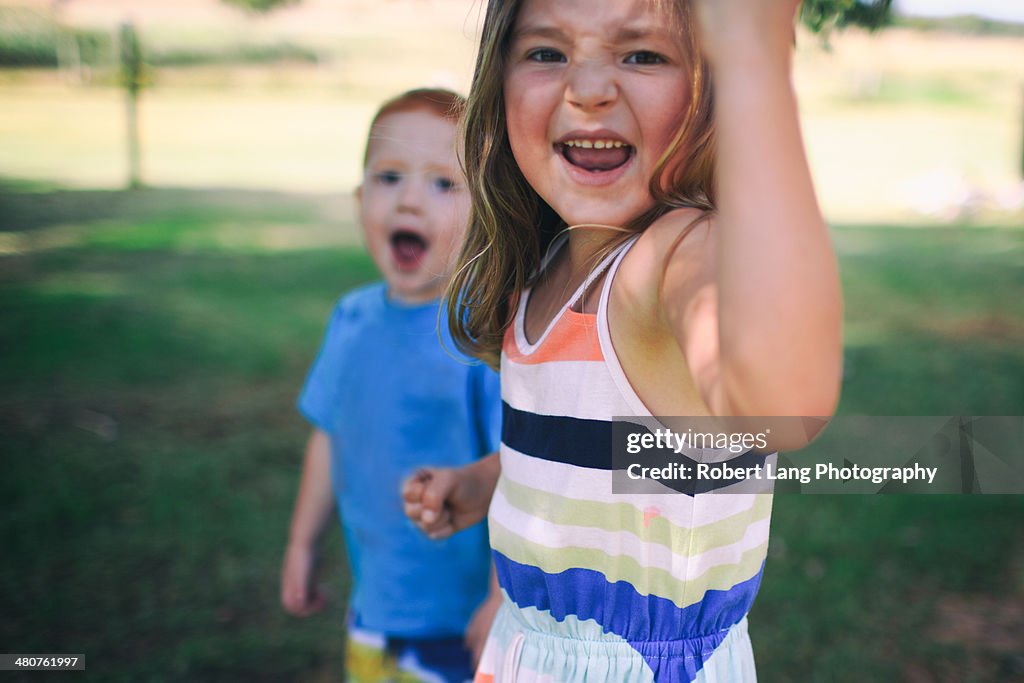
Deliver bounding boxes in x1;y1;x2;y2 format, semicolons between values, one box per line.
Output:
624;51;666;66
374;170;401;185
433;177;458;192
526;48;566;63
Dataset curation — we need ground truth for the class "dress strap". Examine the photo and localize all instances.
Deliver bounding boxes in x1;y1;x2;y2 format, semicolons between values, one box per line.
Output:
595;233;642;312
516;231;638;352
595;232;650;416
566;233;640;311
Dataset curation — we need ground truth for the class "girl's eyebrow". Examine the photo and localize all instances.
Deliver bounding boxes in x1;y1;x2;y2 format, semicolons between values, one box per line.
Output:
512;25;569;43
614;26;669;43
512;24;670;45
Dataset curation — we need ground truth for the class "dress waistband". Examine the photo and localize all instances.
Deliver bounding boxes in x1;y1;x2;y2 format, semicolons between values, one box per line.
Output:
499;599;748;661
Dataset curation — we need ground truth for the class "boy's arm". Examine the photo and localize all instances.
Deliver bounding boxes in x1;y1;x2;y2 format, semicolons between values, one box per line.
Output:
465;563;503;668
667;0;842;418
281;429;335;616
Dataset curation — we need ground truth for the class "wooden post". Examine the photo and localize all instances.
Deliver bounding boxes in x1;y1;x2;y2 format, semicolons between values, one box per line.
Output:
119;20;143;189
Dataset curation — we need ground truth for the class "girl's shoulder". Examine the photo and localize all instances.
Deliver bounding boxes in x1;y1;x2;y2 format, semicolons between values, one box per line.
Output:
607;208;719;416
616;207;717;315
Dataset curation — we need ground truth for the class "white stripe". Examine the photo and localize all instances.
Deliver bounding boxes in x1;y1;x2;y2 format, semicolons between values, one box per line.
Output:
501;355;634;420
499;445;766;528
490;487;771;583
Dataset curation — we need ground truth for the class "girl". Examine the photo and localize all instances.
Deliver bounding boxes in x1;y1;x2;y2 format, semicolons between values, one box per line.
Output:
404;0;843;681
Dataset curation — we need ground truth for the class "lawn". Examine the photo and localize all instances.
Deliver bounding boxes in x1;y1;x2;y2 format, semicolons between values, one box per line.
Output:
1;182;1022;682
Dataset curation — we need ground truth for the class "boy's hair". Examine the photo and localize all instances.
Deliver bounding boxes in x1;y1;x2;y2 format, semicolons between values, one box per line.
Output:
446;0;717;369
363;88;467;166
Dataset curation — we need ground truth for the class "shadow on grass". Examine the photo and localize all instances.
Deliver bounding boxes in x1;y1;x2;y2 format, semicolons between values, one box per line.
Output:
0;178;358;242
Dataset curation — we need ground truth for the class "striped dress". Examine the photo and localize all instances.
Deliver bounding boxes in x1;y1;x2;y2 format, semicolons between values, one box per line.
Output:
474;236;772;683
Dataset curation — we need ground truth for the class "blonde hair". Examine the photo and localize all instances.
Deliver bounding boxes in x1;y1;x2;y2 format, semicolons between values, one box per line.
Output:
447;0;717;369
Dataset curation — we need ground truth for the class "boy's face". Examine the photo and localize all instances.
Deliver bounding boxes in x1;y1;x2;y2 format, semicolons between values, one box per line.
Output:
358;109;469;305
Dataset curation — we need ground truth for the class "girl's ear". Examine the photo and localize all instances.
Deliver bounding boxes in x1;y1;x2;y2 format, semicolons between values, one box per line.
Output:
354;184;362;206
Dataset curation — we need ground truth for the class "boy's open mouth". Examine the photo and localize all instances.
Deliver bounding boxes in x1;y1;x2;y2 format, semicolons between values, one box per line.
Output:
557;139;634;173
390;229;428;270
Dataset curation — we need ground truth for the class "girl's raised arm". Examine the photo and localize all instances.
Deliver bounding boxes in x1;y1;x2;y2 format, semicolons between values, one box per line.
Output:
683;0;843;417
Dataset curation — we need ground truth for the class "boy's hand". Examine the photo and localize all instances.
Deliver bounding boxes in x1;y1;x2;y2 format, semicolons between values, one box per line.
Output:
402;454;499;539
281;543;327;617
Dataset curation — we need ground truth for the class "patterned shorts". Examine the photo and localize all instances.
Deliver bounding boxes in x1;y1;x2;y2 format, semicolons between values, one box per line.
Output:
346;618;474;683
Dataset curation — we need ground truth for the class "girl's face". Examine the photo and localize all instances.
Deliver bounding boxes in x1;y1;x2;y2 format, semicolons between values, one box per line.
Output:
504;0;691;228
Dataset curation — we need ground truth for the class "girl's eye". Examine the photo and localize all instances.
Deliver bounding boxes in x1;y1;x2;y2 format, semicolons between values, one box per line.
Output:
624;51;666;66
433;177;458;193
526;48;566;63
374;170;401;185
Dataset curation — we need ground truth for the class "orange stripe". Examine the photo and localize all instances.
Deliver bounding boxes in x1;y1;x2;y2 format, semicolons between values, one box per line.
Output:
504;310;603;365
473;674;495;683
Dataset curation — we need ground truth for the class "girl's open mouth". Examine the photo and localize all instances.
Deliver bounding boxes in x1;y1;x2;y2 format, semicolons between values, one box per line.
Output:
390;230;428;270
557;139;634;173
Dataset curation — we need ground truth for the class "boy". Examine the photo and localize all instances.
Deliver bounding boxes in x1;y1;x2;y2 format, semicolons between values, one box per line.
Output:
281;88;501;683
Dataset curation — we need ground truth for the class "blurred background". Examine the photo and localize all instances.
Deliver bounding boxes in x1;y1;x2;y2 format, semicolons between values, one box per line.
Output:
1;0;1022;680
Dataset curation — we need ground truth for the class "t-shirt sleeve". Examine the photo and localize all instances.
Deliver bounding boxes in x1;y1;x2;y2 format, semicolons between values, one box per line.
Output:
297;299;348;433
470;362;503;455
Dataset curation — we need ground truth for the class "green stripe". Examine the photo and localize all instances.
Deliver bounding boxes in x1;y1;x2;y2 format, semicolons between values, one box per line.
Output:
490;517;768;609
497;476;772;557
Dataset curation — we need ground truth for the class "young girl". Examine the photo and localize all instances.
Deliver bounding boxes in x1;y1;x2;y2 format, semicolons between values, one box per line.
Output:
404;0;843;681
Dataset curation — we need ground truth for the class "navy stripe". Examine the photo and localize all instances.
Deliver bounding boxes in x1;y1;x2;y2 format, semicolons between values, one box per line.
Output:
502;402;773;495
502;401;612;469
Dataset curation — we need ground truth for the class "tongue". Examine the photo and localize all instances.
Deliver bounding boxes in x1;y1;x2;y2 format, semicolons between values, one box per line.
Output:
564;146;630;172
392;234;426;268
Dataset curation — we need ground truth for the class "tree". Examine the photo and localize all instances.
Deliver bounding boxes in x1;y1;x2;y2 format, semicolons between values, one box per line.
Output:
800;0;893;34
119;20;146;189
220;0;298;13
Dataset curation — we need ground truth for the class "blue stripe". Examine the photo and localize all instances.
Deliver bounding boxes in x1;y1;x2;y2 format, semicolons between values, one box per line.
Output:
502;402;772;494
493;550;763;682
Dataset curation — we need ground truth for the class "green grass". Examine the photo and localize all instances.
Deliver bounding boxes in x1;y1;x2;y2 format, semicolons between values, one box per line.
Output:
1;184;1022;681
755;496;1024;682
836;225;1024;414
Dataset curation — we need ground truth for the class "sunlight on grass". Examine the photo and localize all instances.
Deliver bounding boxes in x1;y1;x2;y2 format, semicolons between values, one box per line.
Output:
29;271;128;297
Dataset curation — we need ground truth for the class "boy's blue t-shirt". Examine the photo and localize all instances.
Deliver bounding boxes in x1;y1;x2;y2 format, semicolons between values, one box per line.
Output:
298;282;501;638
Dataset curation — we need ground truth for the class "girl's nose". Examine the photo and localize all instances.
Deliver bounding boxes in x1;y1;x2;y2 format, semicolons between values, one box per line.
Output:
565;61;617;111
